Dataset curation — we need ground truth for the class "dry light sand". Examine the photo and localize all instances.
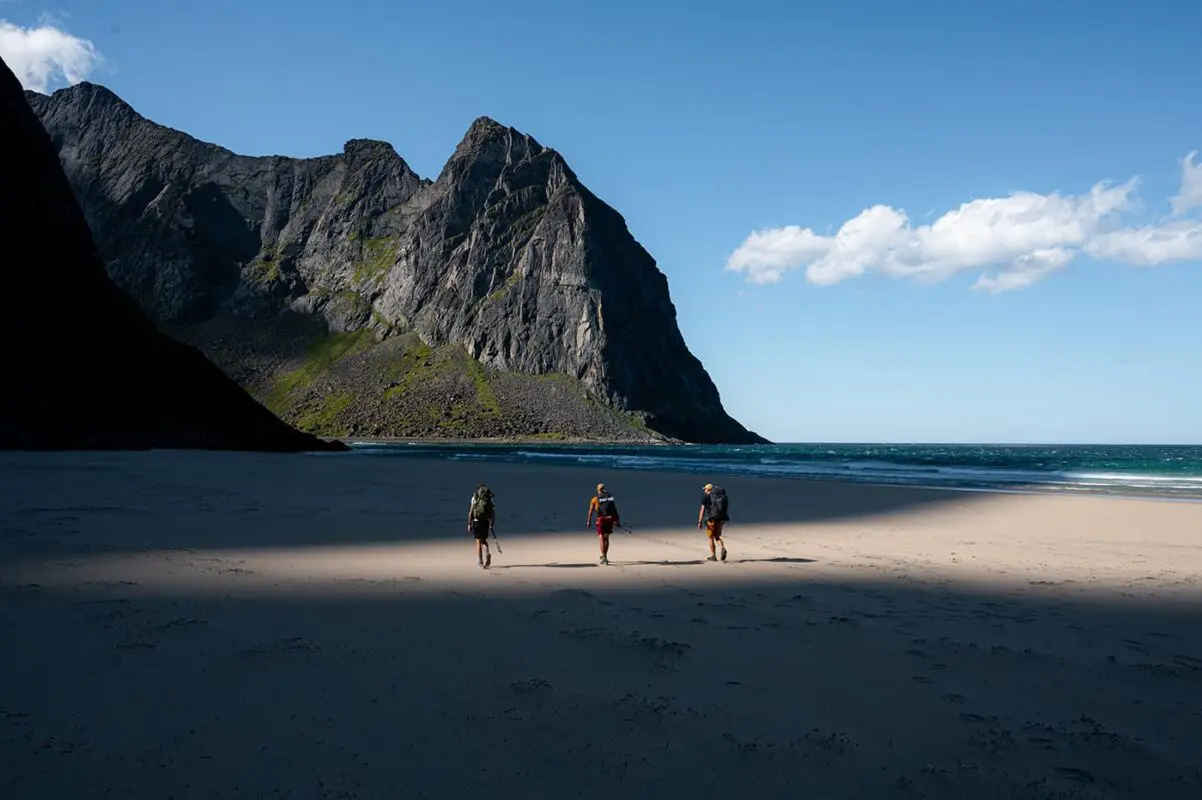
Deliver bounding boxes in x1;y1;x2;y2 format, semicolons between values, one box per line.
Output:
2;449;1201;799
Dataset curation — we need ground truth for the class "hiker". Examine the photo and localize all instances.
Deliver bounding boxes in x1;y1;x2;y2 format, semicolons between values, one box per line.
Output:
698;482;729;562
467;483;496;568
586;482;621;565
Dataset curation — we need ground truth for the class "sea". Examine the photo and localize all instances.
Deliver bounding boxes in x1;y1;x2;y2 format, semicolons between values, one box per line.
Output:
340;441;1202;501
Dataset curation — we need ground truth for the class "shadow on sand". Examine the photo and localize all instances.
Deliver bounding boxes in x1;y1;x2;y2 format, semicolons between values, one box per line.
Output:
1;450;987;555
2;567;1201;800
494;557;819;569
5;451;1202;798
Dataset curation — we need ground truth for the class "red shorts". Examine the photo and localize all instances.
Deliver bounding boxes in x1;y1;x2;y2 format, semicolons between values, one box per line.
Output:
596;516;616;535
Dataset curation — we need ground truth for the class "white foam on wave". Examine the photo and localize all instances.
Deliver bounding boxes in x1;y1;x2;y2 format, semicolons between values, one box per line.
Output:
340;443;1202;499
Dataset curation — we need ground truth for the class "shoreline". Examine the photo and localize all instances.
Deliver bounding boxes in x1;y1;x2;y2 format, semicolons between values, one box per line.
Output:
331;439;1202;504
341;434;679;446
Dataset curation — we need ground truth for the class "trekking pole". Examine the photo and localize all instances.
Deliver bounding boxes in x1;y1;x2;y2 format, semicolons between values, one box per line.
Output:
491;527;503;554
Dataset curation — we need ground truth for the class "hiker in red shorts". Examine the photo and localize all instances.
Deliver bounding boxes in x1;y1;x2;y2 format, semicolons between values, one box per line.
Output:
586;483;621;566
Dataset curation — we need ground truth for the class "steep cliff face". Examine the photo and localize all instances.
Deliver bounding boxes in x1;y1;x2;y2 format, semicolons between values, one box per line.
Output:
28;82;766;444
0;57;343;452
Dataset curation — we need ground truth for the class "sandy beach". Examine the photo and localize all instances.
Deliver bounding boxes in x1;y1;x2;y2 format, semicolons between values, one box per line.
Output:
2;449;1201;799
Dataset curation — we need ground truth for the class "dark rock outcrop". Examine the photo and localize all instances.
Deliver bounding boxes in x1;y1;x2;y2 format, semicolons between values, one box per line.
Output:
0;57;344;452
27;82;766;444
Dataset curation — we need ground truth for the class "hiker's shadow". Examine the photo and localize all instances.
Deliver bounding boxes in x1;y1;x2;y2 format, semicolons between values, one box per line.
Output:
493;557;816;569
626;557;817;566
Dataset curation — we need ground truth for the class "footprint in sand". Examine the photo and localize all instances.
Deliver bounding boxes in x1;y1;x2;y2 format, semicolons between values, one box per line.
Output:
511;678;553;694
114;640;158;652
942;693;966;704
240;636;320;659
629;633;692;656
1054;766;1095;784
559;627;608;640
911;676;933;684
154;617;209;632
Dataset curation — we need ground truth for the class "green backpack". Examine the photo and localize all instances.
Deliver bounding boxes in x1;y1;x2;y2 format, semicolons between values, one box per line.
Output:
470;485;495;521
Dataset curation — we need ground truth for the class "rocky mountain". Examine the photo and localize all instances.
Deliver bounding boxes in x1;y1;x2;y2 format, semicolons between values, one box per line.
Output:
27;82;766;444
0;56;343;452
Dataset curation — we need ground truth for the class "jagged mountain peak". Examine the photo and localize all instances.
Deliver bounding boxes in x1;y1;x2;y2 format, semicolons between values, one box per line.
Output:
339;138;421;177
27;80;121;102
1;56;341;452
29;81;766;444
449;114;547;165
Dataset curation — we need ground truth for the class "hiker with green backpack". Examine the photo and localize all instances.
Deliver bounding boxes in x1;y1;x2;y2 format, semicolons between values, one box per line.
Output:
698;482;729;562
468;483;497;568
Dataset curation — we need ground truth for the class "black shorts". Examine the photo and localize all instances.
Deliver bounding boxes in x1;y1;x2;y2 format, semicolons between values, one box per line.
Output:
470;519;491;540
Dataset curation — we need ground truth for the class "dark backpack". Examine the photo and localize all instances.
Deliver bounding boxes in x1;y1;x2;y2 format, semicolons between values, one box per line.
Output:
597;492;618;518
470;486;494;521
708;486;729;521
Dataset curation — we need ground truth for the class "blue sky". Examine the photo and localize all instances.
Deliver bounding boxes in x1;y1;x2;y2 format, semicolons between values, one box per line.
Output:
3;0;1201;444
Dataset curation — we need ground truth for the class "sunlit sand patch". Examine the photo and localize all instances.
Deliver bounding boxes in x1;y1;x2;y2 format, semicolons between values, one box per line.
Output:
4;523;1200;604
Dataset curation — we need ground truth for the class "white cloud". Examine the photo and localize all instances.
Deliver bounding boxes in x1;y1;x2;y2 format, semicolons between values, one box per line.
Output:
0;18;102;94
972;247;1075;294
728;153;1202;293
1170;151;1202;216
1086;220;1202;267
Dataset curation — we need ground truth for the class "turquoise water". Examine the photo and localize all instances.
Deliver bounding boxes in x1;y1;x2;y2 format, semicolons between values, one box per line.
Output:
341;441;1202;500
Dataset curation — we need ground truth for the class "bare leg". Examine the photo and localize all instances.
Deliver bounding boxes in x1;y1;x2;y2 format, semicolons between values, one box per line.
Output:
600;533;610;558
714;521;727;561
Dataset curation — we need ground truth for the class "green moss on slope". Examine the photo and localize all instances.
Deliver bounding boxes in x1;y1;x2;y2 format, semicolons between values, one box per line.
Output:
247;246;281;284
265;328;374;414
352;236;398;284
486;272;521;303
295;391;357;435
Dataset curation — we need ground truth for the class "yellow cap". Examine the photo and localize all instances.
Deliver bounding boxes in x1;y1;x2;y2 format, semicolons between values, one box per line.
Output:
703;483;713;491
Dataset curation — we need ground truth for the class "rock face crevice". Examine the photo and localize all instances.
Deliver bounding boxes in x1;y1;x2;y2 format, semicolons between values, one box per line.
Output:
28;83;766;444
0;57;343;452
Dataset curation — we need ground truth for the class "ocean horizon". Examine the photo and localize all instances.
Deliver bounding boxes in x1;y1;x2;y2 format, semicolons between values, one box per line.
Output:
330;441;1202;501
